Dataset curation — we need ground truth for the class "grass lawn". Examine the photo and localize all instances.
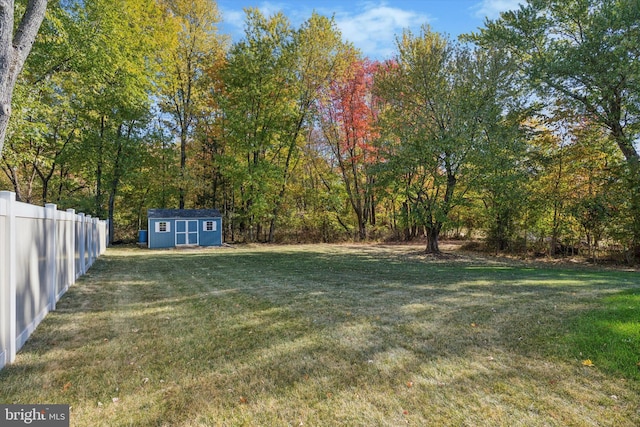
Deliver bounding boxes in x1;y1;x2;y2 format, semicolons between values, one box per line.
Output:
1;244;639;426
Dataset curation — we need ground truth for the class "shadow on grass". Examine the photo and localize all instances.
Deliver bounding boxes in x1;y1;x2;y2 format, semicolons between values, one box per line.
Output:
1;246;639;425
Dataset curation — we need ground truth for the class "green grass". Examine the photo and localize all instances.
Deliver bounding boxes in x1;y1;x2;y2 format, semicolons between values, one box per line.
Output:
563;289;640;378
1;244;639;426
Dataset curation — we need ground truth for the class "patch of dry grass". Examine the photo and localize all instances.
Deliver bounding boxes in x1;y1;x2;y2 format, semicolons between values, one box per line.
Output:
1;244;638;426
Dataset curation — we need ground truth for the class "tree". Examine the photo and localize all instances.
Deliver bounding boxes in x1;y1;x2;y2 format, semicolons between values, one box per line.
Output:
0;0;48;157
375;27;495;253
477;0;639;164
531;112;623;258
2;0;92;205
220;10;349;242
67;0;175;241
474;0;640;254
317;55;380;240
266;12;350;242
569;120;624;262
525;117;579;255
472;111;531;253
219;9;295;241
158;0;226;209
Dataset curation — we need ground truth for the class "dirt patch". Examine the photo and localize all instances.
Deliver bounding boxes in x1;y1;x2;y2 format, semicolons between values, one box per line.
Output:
380;239;640;271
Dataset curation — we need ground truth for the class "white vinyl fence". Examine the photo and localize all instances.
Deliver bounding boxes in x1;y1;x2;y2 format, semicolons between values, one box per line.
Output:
0;191;108;370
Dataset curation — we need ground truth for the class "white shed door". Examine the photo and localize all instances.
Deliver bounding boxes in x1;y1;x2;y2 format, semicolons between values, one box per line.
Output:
176;220;198;245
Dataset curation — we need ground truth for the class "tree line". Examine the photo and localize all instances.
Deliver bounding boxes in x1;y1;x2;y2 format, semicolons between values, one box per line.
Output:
1;0;639;260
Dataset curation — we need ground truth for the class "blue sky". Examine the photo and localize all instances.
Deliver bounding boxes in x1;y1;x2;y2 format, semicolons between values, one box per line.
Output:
216;0;524;59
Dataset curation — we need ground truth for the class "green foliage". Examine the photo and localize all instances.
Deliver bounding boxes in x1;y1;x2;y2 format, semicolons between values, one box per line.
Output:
474;0;640;254
375;28;520;252
218;10;350;242
218;9;296;240
157;0;226;209
2;1;82;203
3;1;640;253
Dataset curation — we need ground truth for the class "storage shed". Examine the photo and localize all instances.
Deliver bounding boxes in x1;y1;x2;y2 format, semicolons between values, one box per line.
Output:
147;209;222;249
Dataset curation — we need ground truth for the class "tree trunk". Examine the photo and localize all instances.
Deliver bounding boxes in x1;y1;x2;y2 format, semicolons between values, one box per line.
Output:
268;216;276;243
36;155;56;203
107;124;129;245
608;111;640;261
0;0;48;156
3;163;23;201
626;167;640;262
108;189;116;245
424;168;455;254
425;224;441;254
357;214;367;241
95;116;105;218
179;129;186;209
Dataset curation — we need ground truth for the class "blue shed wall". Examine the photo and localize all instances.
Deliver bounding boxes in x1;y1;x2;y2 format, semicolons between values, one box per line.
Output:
148;219;176;249
147;217;222;249
198;218;223;246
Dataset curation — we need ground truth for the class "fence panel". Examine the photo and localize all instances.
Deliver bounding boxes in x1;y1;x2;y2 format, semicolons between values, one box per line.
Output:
14;203;48;351
0;195;9;368
0;191;107;370
56;209;75;300
75;213;84;278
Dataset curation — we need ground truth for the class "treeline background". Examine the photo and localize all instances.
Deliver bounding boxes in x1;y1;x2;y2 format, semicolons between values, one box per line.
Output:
2;0;639;260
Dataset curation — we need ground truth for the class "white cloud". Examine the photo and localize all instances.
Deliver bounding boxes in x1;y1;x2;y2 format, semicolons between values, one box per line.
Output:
252;1;288;20
220;1;290;37
474;0;524;20
221;9;245;31
219;1;430;59
334;3;431;59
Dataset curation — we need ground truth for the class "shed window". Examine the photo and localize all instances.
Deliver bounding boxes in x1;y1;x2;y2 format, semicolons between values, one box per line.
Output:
204;220;216;232
155;221;170;233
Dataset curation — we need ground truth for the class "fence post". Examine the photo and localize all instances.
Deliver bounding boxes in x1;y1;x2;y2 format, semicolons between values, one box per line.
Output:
103;220;108;253
0;191;17;367
0;193;4;369
92;217;99;260
86;215;93;269
45;204;58;312
78;213;85;276
67;209;76;289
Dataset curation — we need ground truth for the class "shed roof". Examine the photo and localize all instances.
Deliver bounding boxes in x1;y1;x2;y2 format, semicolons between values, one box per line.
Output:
148;208;221;219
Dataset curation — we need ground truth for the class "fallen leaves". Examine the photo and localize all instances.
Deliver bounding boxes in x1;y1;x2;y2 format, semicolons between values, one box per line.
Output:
582;359;594;367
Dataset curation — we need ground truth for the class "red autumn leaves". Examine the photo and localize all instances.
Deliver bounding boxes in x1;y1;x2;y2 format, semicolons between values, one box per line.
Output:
317;58;381;166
